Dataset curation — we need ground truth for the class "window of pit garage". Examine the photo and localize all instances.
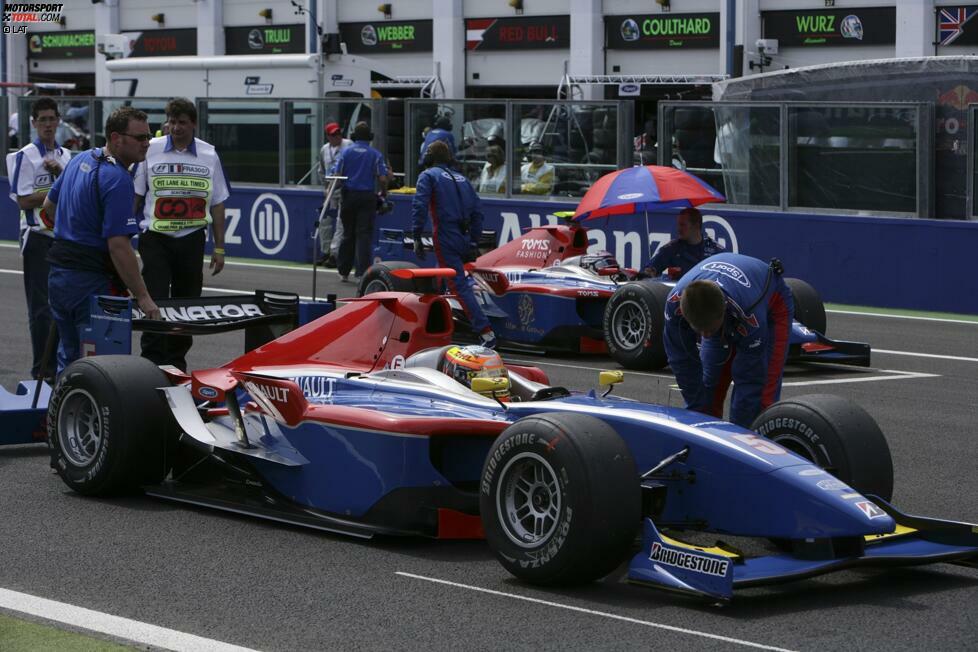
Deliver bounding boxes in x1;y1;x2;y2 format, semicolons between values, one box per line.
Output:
786;105;921;215
658;102;782;208
198;100;281;185
972;104;978;219
283;100;378;187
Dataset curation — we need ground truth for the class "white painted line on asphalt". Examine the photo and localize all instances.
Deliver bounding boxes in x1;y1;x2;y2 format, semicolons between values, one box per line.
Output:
395;572;796;652
0;587;258;652
781;369;939;387
827;308;978;326
875;348;978;363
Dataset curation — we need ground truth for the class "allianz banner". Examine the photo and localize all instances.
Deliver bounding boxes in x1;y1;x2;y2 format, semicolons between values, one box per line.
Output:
606;13;720;49
762;8;896;46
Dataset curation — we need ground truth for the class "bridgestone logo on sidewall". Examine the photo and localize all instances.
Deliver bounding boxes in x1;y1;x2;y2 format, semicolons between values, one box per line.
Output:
649;542;729;577
482;431;537;495
755;417;819;444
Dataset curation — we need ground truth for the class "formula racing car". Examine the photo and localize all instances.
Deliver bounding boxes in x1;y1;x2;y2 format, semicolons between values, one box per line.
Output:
365;221;870;370
47;269;976;602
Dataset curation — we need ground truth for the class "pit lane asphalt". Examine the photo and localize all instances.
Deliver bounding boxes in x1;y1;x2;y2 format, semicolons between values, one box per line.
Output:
0;248;976;651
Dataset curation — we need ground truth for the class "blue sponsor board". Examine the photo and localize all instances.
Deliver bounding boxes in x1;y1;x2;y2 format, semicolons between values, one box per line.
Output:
2;179;977;314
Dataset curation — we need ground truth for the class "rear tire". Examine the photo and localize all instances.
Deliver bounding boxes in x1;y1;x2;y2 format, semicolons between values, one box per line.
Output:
751;394;893;500
480;413;640;585
784;277;827;335
48;356;176;496
603;281;670;370
357;261;420;297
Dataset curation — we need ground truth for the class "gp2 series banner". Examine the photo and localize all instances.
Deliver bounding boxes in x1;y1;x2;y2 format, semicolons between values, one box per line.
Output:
1;179;977;314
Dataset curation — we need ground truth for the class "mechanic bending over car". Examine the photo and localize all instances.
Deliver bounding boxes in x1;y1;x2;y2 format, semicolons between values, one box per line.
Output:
42;106;161;375
411;140;498;349
6;97;73;383
643;207;724;280
663;252;794;428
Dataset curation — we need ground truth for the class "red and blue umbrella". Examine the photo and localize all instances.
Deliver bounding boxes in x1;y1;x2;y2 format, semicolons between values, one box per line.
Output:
573;165;725;221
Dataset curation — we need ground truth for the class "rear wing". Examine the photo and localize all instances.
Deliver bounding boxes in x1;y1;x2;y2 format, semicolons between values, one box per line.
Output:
82;291;334;357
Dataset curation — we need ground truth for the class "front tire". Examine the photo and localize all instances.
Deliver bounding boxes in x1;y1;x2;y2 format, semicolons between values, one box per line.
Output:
48;356;176;496
752;394;893;500
784;277;827;335
480;413;640;586
357;261;419;297
603;281;670;370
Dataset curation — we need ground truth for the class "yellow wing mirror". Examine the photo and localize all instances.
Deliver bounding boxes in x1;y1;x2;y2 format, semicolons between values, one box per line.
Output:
599;370;624;397
471;376;511;405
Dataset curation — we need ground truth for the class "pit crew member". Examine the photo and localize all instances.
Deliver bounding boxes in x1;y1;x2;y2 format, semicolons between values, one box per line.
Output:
644;207;724;280
6;97;72;381
411;141;497;349
133;97;229;372
42;106;160;374
663;252;794;428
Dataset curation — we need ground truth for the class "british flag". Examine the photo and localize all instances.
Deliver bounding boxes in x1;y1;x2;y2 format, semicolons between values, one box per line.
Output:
939;6;978;46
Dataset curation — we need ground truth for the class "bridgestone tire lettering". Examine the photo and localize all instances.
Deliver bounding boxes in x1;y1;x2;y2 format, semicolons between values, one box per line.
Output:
479;412;640;586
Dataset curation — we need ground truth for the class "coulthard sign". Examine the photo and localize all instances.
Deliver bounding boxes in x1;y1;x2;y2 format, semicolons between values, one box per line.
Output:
606;13;720;50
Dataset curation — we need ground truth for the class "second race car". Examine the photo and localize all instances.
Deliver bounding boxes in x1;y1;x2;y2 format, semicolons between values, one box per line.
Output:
365;220;870;370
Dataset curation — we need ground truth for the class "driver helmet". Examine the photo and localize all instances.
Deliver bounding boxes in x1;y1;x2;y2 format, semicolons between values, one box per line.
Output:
579;250;619;275
442;345;510;400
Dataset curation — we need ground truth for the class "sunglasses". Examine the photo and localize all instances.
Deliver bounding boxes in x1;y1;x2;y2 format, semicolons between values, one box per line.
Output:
122;133;152;142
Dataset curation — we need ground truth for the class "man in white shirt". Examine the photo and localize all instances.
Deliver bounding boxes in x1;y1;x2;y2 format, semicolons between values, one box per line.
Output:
5;98;72;381
317;122;352;267
133;97;230;371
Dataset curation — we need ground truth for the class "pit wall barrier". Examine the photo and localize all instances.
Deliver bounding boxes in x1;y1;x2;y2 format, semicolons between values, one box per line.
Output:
3;179;977;315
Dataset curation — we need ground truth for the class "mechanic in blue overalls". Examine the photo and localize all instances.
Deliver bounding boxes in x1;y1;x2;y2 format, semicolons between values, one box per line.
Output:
418;114;456;171
411;141;497;349
644;207;724;279
41;107;160;374
663;252;794;428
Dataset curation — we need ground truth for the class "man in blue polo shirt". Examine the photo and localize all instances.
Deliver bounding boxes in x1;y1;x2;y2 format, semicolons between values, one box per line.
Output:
331;121;388;281
42;106;160;373
645;207;724;279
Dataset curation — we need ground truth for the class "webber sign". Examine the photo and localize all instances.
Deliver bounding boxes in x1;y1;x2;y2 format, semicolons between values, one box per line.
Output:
27;29;94;58
339;20;432;53
606;13;719;49
465;15;569;50
762;8;896;47
226;24;304;55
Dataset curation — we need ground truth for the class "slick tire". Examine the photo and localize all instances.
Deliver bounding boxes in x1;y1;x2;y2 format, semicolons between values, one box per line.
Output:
357;261;419;297
480;413;640;586
752;394;893;501
603;281;670;370
48;356;176;496
784;277;827;335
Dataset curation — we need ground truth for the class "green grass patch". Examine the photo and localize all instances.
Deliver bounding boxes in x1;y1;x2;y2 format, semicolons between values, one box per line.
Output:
0;613;135;651
826;303;978;322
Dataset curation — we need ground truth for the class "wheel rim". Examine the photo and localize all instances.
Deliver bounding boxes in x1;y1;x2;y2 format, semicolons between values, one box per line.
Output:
610;299;648;350
58;388;103;467
496;451;562;548
363;279;390;295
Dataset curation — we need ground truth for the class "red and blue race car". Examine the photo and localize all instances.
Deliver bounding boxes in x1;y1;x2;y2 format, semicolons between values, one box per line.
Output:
366;220;870;370
47;271;976;602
